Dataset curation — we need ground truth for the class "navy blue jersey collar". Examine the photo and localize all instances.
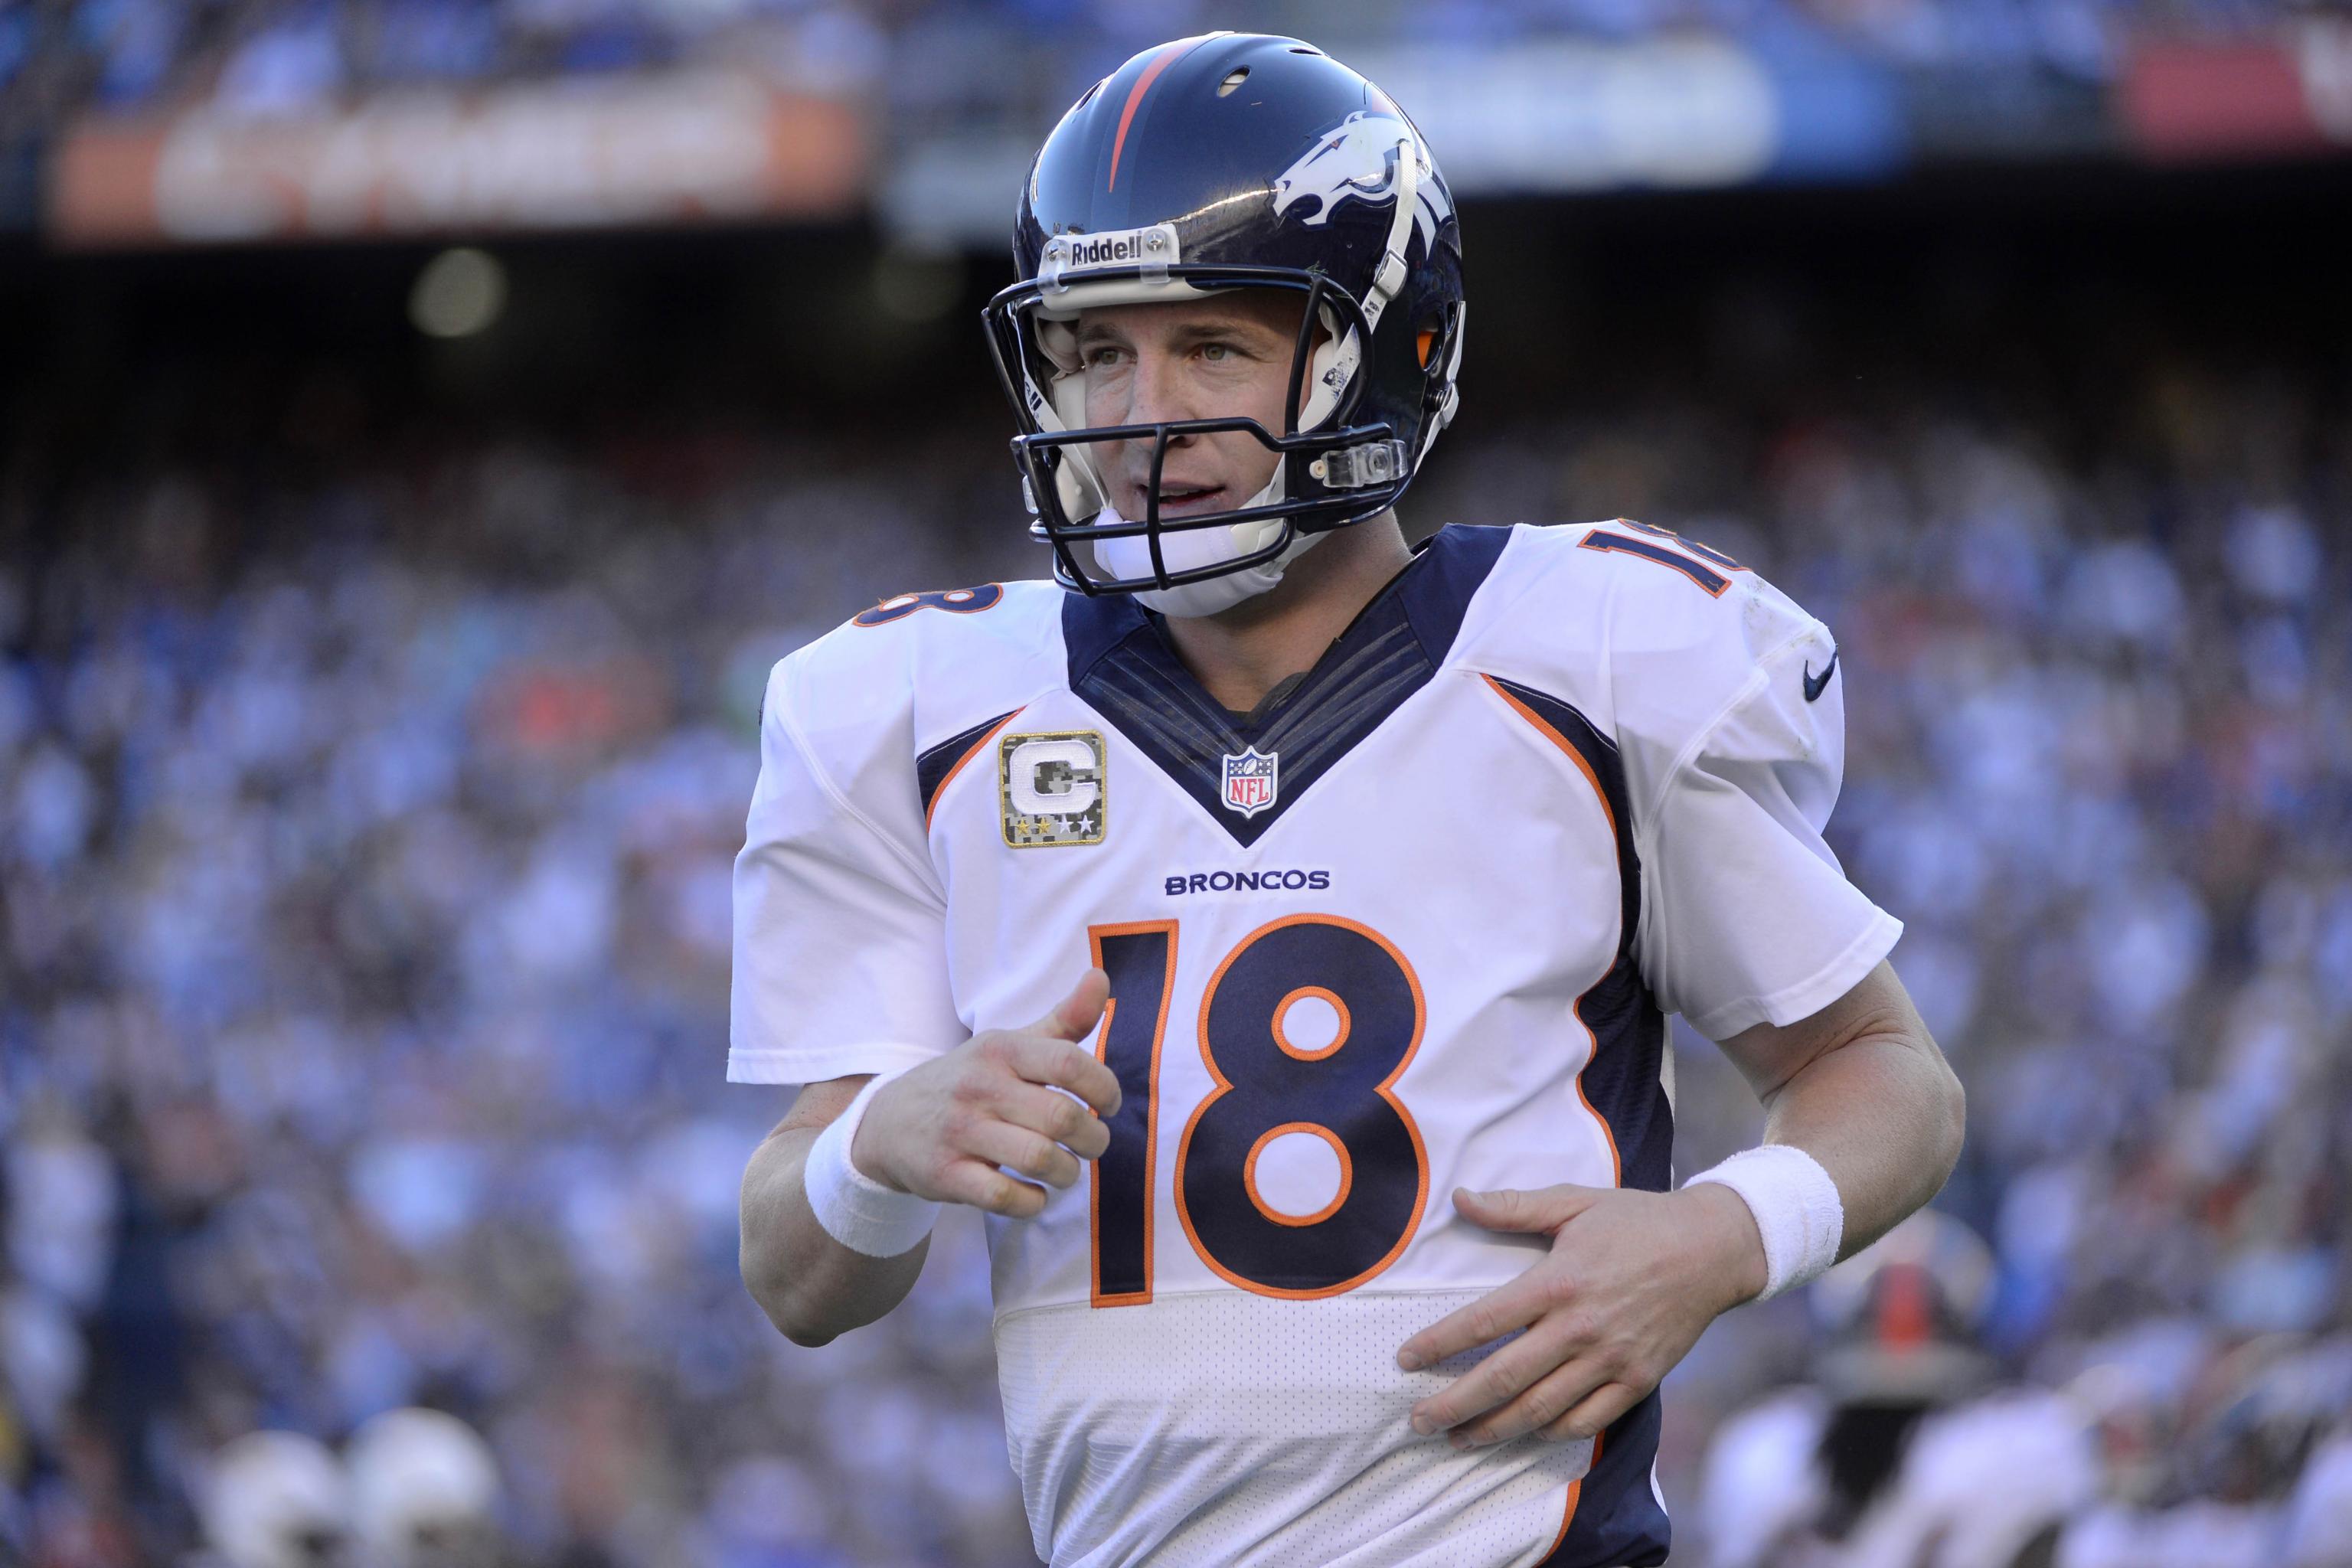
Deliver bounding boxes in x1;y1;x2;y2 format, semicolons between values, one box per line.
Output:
1060;524;1513;845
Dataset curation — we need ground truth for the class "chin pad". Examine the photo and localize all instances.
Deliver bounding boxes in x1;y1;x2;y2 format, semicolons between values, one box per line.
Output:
1087;480;1322;618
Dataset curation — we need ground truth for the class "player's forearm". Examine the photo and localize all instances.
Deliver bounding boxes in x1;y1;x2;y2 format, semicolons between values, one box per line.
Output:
1757;1021;1965;1264
738;1126;929;1347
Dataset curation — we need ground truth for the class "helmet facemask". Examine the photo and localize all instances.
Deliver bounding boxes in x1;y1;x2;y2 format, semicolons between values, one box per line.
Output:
986;268;1411;605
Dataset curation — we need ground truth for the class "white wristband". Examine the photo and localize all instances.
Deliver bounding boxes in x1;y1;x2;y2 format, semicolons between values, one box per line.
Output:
803;1072;941;1258
1684;1145;1844;1302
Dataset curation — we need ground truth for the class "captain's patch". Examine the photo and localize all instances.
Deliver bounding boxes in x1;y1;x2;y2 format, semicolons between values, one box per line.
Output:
1001;731;1107;848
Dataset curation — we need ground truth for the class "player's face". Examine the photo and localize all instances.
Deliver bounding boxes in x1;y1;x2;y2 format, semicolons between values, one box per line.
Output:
1073;291;1308;521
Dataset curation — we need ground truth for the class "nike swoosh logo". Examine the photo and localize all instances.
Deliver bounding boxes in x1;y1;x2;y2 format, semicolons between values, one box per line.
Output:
1804;649;1838;703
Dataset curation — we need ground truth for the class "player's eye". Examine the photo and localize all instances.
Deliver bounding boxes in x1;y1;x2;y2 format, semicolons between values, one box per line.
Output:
1198;342;1232;363
1083;345;1126;368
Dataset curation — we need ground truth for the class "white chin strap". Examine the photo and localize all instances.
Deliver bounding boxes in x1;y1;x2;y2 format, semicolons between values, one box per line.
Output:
1091;475;1325;618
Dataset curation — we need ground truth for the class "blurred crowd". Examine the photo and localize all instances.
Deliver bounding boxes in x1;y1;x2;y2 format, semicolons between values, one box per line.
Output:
0;426;1044;1565
0;0;2320;141
2;323;2349;1568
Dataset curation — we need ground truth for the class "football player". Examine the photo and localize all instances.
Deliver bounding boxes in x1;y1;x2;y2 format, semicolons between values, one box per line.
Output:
733;32;1965;1568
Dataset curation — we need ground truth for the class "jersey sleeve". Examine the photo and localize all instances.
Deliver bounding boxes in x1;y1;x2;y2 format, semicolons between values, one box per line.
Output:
1622;592;1902;1040
727;648;965;1086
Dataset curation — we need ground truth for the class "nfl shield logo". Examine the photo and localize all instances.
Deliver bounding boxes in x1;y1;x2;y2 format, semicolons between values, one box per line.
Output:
1220;746;1279;818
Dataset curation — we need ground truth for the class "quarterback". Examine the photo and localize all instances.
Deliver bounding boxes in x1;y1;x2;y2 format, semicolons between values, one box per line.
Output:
732;32;1965;1568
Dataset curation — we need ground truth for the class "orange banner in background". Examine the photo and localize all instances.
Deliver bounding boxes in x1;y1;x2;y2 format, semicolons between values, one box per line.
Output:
2118;21;2352;161
50;73;868;247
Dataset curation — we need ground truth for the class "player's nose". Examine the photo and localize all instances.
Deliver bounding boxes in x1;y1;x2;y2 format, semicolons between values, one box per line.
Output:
1117;371;1200;486
1122;344;1203;433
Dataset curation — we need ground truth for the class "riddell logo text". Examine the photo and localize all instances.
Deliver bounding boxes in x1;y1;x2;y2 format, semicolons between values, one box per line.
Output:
1165;869;1331;897
1069;234;1148;266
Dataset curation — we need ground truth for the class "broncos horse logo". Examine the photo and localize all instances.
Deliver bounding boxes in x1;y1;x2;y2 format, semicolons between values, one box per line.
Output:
1269;111;1451;253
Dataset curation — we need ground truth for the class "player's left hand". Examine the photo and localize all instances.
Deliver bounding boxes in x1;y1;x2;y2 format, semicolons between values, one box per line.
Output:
1394;1182;1767;1449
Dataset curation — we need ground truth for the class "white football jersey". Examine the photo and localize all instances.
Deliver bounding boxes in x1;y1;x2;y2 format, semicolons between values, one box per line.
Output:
730;521;1901;1568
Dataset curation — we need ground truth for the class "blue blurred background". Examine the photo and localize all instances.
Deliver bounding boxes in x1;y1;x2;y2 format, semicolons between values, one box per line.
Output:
3;2;2351;1565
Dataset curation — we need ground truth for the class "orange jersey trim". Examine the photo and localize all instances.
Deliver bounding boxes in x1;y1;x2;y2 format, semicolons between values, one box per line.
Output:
1544;1429;1604;1558
1482;673;1627;1185
1242;1121;1354;1230
1271;985;1351;1060
923;708;1022;831
1481;675;1615;838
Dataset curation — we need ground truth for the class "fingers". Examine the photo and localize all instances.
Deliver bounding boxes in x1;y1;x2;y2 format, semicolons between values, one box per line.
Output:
1451;1183;1606;1236
969;972;1119;1117
993;1082;1112;1161
1447;1361;1623;1449
1537;1380;1641;1446
915;976;1119;1226
1408;1315;1579;1436
1396;1277;1552;1372
1026;968;1111;1042
935;1160;1050;1220
961;1118;1084;1192
1003;1032;1122;1117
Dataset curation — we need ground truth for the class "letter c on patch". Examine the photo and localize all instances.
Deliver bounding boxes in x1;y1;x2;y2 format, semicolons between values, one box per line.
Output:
1006;737;1101;816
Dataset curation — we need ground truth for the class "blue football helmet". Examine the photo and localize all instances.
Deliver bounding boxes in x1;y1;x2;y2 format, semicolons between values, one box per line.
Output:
982;33;1466;600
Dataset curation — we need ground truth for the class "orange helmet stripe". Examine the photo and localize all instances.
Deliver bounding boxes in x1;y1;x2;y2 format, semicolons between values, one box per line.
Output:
1109;41;1193;193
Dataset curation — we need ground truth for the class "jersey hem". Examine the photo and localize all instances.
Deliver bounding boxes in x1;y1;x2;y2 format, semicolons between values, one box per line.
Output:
725;1042;941;1086
1677;907;1903;1040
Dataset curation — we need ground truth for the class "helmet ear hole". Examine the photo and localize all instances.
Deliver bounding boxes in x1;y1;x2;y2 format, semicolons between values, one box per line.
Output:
1416;305;1460;387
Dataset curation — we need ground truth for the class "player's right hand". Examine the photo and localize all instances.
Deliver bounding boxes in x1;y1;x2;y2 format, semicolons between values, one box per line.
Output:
848;970;1119;1220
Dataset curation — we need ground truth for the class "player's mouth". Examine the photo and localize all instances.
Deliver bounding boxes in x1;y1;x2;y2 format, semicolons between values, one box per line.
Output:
1136;482;1228;518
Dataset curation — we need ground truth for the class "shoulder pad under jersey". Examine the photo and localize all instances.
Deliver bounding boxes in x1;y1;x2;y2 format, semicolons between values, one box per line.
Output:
1459;520;1838;820
763;579;1070;842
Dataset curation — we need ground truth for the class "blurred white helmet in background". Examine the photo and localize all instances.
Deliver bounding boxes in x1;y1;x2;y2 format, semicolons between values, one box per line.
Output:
344;1407;501;1568
201;1430;351;1568
1700;1387;1829;1568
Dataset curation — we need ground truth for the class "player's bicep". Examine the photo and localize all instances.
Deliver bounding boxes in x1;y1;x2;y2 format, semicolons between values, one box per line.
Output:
1709;959;1919;1101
